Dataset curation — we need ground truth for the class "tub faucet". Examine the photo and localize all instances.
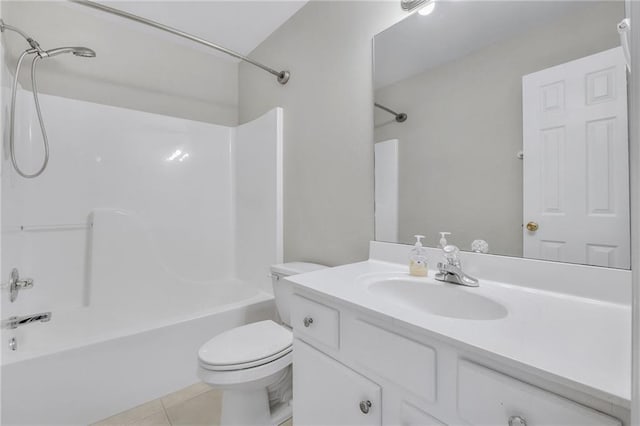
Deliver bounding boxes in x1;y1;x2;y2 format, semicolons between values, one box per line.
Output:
2;312;52;329
435;245;479;287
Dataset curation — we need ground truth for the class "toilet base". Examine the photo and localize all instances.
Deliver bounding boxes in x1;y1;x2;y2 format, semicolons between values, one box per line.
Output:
220;389;291;426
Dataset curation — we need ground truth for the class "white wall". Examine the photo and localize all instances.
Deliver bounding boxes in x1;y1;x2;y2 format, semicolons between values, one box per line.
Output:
0;1;239;125
239;1;406;266
374;1;624;256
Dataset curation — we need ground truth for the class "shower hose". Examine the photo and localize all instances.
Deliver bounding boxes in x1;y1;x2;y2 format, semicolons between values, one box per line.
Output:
9;49;49;179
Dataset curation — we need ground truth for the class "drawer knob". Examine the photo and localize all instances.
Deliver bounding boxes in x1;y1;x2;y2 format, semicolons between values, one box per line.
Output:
359;400;372;414
508;416;527;426
303;317;314;327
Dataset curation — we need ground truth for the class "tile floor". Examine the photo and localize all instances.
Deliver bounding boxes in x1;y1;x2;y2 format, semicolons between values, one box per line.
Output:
92;382;293;426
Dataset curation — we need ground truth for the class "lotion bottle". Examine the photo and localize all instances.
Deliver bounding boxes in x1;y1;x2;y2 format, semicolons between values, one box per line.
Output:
439;232;451;248
409;235;428;277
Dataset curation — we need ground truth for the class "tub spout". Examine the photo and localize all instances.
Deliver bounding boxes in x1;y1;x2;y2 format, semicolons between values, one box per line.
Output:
2;312;52;329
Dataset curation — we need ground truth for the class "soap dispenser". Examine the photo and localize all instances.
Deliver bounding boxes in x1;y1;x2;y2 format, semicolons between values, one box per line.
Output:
409;235;428;277
438;232;451;249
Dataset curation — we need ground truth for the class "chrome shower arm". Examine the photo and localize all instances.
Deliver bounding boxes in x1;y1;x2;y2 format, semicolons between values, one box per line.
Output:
374;102;407;123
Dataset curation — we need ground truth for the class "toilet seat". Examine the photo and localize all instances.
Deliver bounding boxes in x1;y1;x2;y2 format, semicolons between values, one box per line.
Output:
199;320;292;372
198;348;293;388
200;346;292;371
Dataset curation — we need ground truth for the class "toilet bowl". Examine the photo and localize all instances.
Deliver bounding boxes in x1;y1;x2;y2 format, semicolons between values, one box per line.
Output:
197;262;327;426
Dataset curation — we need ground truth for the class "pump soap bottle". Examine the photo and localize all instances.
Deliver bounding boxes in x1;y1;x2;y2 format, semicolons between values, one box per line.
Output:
409;235;428;277
439;232;451;249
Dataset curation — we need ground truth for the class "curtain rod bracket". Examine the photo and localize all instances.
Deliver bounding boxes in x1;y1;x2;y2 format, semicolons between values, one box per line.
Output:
278;71;290;85
375;103;407;123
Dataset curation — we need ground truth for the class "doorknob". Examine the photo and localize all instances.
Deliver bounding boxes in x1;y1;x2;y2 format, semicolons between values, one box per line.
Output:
526;222;539;232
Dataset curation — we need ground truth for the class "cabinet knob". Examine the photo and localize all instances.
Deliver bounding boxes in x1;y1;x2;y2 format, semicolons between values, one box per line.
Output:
303;317;314;327
359;400;372;414
508;415;527;426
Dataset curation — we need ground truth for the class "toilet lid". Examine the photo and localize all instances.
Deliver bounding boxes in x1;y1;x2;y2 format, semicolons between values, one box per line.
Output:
198;320;292;369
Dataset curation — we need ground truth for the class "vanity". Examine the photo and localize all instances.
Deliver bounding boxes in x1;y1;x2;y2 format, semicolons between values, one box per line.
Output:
287;242;631;425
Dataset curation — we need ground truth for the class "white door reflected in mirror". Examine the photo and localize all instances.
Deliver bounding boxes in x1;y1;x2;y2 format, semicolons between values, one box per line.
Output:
522;47;629;269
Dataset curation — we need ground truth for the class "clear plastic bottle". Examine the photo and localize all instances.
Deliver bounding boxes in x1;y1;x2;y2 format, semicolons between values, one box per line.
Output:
409;235;428;277
438;232;451;249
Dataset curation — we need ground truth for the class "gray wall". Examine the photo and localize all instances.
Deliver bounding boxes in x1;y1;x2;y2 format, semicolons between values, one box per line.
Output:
374;1;624;257
239;1;405;266
1;1;239;125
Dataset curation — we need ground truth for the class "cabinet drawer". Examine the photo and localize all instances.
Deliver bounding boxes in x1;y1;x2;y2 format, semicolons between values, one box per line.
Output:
343;318;437;402
457;360;621;426
292;294;340;349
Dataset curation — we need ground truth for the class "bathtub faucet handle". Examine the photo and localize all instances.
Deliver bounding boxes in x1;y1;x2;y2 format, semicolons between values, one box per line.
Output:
7;268;34;302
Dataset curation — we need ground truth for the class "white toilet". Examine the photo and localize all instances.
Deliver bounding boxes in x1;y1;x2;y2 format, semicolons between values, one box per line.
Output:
198;262;327;426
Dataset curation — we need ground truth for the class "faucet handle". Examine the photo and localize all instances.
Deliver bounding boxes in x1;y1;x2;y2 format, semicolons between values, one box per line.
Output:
442;245;461;266
8;268;34;303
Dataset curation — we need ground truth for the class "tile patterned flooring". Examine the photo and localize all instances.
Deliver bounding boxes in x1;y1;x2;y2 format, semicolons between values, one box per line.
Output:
92;382;293;426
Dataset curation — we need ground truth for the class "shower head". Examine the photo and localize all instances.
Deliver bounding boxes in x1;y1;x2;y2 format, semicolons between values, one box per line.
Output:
42;46;96;58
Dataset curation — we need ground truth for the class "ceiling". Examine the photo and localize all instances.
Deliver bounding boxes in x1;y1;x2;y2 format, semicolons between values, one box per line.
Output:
91;1;309;60
374;1;599;89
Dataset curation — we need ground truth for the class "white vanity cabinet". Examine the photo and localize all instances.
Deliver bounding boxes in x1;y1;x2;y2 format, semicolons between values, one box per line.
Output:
291;291;627;426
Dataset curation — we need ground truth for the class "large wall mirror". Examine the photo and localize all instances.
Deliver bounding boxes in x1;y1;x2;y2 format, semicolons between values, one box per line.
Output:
373;0;631;269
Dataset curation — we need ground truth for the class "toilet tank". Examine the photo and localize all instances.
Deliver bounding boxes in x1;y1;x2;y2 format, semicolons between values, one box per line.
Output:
270;262;327;327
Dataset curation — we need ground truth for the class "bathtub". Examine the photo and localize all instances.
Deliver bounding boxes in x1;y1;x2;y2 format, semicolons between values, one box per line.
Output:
1;94;284;425
1;288;275;425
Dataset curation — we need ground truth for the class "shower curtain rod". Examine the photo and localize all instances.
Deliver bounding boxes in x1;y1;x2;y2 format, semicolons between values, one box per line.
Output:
70;0;290;84
374;102;407;123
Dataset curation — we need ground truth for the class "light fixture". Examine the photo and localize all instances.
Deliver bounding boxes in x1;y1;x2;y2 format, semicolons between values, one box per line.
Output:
400;0;436;16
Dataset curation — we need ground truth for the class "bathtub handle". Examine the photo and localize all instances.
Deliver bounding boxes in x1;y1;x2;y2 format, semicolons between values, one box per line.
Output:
8;268;34;303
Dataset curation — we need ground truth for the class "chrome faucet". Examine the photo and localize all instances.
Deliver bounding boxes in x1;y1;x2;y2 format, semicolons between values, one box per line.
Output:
435;245;479;287
2;312;52;329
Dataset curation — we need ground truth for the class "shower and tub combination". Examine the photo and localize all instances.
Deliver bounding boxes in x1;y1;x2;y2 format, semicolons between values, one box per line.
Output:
1;6;287;425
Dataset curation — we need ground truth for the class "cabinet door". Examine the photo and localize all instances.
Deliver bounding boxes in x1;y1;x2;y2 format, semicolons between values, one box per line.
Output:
293;339;381;426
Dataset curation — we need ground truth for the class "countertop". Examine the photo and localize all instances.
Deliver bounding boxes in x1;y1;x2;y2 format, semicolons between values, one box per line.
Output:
287;259;631;407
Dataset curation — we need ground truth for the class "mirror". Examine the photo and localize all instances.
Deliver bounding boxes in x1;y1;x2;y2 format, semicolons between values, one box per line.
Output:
373;1;630;269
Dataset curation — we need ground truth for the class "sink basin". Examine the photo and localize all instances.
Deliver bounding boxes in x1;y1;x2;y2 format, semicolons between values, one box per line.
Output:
366;277;508;320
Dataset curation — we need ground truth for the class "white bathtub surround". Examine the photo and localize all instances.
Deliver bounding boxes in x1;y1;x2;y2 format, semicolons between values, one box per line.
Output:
1;92;284;424
374;139;399;242
287;241;631;424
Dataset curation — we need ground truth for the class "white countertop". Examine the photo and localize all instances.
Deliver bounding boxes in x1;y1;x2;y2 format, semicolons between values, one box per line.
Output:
288;259;631;407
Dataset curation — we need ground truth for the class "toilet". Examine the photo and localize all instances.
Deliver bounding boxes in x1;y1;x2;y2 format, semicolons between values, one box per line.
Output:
198;262;327;426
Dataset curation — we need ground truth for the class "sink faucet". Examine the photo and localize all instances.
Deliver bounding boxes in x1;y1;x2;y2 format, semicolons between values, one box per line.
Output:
2;312;52;329
435;245;479;287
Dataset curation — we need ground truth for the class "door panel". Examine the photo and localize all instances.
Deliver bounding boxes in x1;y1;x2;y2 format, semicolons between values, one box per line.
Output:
522;47;629;268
